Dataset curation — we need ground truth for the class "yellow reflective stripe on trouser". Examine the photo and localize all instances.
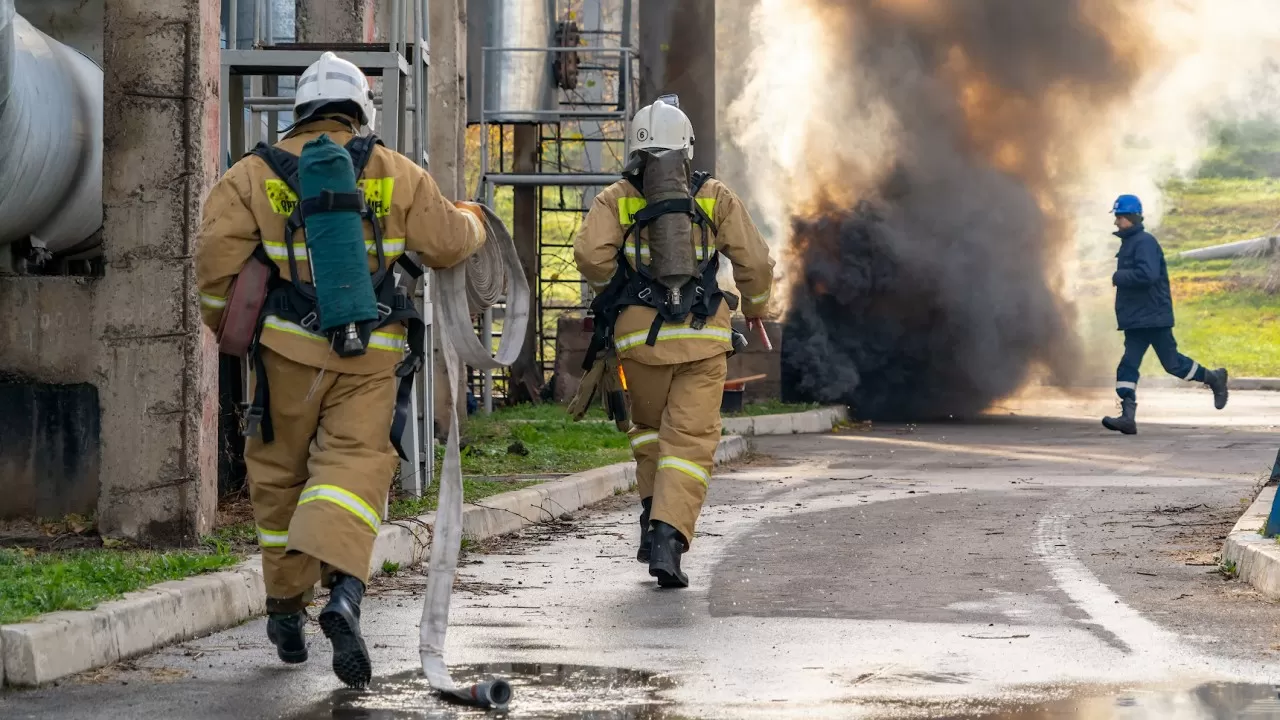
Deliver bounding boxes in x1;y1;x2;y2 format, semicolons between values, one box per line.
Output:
262;238;407;261
629;430;659;449
615;325;732;352
200;292;227;309
297;484;381;533
659;456;710;487
264;316;406;353
368;330;406;352
257;526;289;548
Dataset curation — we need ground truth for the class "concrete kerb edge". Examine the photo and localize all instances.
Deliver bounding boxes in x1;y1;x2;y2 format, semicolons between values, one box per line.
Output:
1221;483;1280;600
0;435;749;688
720;405;849;437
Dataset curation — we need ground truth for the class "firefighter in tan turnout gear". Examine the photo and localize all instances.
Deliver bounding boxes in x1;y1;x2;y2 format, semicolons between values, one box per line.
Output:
195;53;485;686
574;96;775;588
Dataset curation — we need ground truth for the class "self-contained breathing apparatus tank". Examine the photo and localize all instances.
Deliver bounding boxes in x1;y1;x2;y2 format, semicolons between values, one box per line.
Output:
640;147;698;307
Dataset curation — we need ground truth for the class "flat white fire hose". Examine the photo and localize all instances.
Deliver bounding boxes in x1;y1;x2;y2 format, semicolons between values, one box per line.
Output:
418;204;529;709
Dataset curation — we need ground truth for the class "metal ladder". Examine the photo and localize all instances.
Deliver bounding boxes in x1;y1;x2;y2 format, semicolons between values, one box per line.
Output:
472;0;638;410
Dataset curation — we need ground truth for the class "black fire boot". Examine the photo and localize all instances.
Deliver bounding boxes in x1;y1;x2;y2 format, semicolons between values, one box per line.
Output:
648;521;690;589
636;497;653;563
1204;367;1229;410
318;574;372;688
1102;398;1138;435
265;597;309;664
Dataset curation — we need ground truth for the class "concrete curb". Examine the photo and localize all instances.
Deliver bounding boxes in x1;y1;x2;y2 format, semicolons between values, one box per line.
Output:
1221;483;1280;600
721;406;848;437
0;435;750;688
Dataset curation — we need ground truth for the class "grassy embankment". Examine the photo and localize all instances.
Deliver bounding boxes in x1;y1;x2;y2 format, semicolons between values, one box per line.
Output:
1151;178;1280;378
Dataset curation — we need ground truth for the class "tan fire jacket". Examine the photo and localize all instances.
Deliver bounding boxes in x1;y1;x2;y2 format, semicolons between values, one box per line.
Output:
195;119;485;375
574;177;775;365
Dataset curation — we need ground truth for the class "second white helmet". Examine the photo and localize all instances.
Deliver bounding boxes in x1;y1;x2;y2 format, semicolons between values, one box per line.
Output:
294;52;376;129
630;98;694;161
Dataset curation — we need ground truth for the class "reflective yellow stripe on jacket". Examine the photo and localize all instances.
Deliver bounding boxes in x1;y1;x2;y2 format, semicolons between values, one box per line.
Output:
264;316;406;353
617;196;718;265
261;238;407;261
614;324;732;352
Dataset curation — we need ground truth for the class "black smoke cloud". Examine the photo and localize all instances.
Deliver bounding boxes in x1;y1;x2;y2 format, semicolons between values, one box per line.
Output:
782;0;1146;420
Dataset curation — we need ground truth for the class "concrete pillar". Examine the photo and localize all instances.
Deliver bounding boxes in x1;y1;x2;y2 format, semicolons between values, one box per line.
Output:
428;0;470;427
428;0;467;198
96;0;221;543
639;0;716;174
296;0;376;44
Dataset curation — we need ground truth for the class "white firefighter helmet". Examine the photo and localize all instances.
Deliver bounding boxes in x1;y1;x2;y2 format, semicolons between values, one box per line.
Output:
630;97;694;160
294;52;376;129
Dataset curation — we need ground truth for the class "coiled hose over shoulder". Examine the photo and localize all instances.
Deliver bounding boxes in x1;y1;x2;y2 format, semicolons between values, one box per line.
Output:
0;0;103;258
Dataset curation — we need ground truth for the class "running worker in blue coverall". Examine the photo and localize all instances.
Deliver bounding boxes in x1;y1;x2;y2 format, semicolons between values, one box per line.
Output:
1103;194;1229;435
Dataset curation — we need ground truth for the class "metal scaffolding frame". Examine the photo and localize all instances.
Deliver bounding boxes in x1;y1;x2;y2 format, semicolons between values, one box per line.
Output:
471;5;638;410
218;0;437;499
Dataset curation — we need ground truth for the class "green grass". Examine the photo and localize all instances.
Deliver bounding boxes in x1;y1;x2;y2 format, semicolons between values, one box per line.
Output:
1143;290;1280;378
388;478;543;519
0;545;240;625
1159;178;1280;253
1141;178;1280;377
726;400;821;417
210;521;257;549
451;404;631;477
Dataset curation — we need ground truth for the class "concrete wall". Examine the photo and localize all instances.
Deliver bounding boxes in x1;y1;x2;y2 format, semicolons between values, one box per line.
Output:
15;0;104;65
0;377;101;520
92;0;222;543
296;0;376;43
0;0;221;542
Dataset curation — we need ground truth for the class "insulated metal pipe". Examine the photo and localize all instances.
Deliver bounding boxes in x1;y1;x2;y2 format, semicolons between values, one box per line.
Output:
0;0;103;256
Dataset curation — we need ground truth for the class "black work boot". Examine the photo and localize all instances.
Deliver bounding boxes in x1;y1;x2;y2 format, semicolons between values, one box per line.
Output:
636;497;653;563
266;610;309;664
318;574;372;688
1204;367;1229;410
648;521;689;589
1102;398;1138;435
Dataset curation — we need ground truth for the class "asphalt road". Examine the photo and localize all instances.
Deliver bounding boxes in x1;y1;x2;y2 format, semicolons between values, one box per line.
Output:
5;388;1279;719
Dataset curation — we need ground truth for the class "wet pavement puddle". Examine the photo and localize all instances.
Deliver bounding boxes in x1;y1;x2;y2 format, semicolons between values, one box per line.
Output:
291;668;1280;720
290;663;677;719
876;683;1280;719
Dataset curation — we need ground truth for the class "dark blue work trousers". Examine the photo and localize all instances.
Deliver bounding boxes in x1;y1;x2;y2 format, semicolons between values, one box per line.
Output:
1115;327;1205;400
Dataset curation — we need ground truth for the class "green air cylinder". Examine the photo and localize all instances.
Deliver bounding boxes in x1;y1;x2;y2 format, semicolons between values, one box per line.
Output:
298;135;379;337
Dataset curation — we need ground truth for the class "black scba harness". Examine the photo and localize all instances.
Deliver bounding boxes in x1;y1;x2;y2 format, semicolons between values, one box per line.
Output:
243;134;426;461
583;171;738;371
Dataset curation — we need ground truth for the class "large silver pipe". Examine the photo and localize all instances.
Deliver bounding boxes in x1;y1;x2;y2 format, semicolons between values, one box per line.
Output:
0;2;103;256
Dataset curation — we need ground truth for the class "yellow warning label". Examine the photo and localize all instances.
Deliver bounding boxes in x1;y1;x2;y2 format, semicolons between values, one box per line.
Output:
264;179;298;216
358;177;395;218
265;177;394;218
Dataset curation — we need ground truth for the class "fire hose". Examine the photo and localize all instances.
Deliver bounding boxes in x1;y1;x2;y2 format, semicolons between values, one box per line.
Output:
419;204;529;711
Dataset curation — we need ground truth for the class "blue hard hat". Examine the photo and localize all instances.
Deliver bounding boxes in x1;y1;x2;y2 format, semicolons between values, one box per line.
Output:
1112;194;1143;215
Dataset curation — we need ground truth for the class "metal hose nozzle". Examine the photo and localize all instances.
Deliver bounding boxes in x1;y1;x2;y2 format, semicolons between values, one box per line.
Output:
438;678;513;710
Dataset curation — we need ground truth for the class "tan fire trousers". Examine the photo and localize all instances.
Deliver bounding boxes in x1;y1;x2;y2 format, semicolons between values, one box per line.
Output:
622;353;727;545
244;348;400;601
